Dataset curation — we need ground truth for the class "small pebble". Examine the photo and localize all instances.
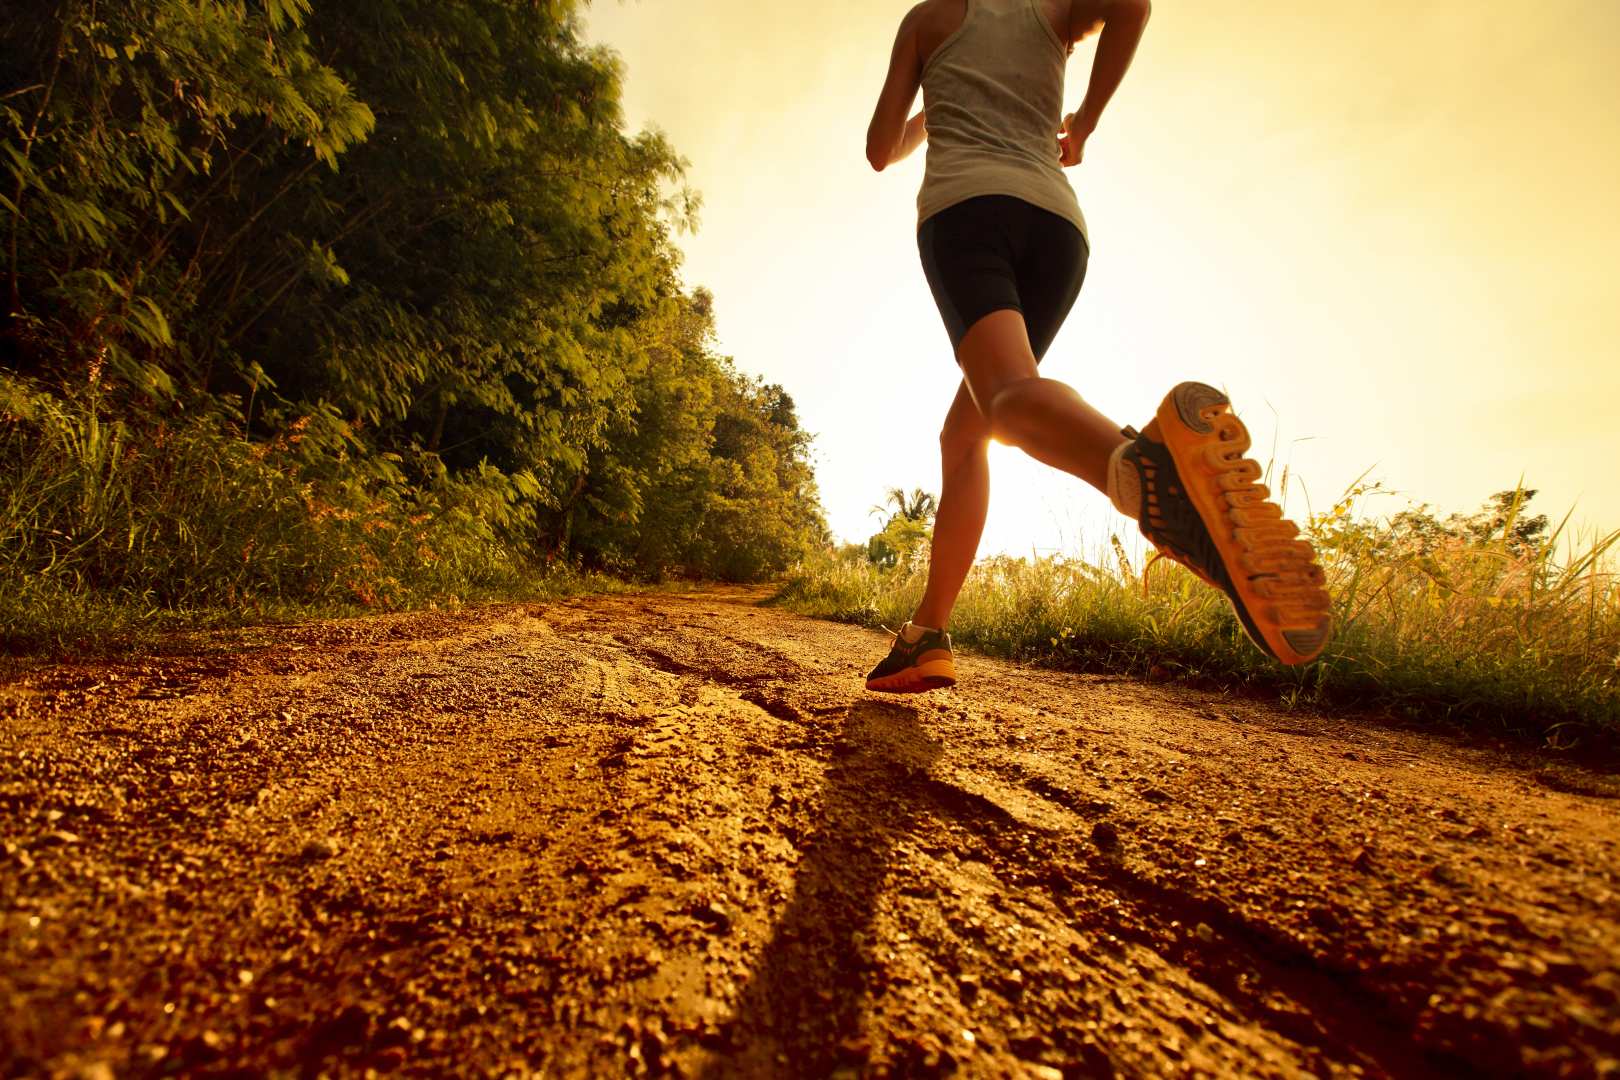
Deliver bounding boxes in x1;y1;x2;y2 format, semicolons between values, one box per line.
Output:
1091;821;1120;850
301;838;338;861
694;901;731;933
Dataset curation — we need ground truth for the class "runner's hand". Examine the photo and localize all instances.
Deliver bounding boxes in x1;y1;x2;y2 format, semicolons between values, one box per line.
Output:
1058;111;1093;168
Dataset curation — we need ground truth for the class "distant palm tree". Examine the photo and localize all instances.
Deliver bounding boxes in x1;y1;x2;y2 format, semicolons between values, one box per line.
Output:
870;486;938;524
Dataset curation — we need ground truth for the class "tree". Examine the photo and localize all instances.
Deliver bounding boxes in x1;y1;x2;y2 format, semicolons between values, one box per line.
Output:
871;487;937;525
1;0;828;607
2;0;376;396
865;486;937;568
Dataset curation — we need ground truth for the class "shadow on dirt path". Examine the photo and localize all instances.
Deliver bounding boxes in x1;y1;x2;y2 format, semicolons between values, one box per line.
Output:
704;700;941;1077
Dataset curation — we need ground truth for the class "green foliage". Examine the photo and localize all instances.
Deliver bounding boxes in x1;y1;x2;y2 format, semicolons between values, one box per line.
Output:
866;515;932;570
871;487;937;524
3;0;376;395
1;0;826;639
1303;482;1617;741
776;487;1620;745
0;372;519;643
865;486;936;568
564;290;828;581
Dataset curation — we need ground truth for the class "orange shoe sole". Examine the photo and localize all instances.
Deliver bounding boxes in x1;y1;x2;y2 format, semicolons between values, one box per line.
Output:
865;658;957;694
1152;382;1332;665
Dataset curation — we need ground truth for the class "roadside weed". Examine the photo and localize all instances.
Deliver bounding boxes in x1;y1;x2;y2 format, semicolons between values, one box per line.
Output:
776;483;1620;743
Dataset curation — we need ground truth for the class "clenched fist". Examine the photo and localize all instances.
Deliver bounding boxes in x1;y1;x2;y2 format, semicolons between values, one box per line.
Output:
1058;111;1095;168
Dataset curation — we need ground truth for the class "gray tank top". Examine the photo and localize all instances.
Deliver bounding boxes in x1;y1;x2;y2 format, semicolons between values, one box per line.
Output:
918;0;1087;243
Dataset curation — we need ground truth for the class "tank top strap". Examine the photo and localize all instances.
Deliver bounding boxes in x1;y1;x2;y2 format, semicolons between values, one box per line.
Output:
1027;0;1067;55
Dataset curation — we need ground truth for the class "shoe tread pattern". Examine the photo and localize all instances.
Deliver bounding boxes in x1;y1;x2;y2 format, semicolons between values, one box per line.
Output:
1170;381;1230;436
1124;435;1274;658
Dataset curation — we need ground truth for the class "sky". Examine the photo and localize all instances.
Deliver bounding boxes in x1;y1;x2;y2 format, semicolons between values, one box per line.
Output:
581;0;1620;557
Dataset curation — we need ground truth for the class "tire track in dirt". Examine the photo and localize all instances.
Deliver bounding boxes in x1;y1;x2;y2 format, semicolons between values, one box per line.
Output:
2;588;1617;1077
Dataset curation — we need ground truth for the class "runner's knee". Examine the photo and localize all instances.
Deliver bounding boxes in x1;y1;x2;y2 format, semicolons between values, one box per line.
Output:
985;376;1043;431
939;416;990;474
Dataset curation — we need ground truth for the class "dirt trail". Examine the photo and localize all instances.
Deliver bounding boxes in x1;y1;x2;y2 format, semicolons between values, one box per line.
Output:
3;588;1618;1079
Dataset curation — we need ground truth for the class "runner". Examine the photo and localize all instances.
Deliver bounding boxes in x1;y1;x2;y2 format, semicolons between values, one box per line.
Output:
862;0;1332;693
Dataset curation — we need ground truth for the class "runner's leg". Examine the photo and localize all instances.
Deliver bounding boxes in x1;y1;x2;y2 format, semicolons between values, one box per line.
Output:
905;198;1123;636
955;309;1127;492
911;381;991;631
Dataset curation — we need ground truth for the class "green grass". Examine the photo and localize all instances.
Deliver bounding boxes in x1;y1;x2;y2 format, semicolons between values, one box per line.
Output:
0;374;633;654
0;563;639;658
774;485;1620;749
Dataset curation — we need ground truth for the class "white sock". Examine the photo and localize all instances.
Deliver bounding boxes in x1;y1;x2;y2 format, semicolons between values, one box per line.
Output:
1107;442;1141;520
900;621;938;643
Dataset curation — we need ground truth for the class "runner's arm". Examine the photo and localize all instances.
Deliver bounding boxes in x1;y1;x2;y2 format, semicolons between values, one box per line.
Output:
866;7;927;171
1072;0;1151;135
1060;0;1151;166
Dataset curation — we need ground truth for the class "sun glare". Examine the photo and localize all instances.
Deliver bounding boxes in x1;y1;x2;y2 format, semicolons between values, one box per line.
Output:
980;440;1122;561
586;0;1620;553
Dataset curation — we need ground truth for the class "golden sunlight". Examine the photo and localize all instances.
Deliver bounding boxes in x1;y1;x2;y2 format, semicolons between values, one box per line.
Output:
586;0;1620;552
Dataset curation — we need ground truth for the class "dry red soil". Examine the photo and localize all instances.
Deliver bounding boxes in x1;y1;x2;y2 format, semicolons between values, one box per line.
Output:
2;588;1618;1078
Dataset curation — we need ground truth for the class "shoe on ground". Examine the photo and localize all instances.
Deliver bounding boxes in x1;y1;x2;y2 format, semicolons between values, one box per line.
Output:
865;624;957;693
1121;381;1333;666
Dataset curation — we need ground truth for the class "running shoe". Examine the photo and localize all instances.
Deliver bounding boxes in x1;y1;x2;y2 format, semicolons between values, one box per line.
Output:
865;624;957;693
1120;382;1332;665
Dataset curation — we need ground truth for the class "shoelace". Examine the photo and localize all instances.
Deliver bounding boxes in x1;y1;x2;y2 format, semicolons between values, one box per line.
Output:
1202;413;1329;625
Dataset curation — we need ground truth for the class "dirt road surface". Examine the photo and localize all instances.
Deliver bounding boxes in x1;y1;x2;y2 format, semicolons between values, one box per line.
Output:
3;588;1618;1078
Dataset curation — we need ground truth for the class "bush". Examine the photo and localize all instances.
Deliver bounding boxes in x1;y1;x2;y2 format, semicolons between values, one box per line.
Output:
0;374;542;648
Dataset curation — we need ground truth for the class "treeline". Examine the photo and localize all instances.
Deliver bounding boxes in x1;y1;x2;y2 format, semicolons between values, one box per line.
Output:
1;0;826;634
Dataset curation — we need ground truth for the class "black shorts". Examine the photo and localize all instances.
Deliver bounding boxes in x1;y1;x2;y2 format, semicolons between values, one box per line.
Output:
917;194;1089;360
